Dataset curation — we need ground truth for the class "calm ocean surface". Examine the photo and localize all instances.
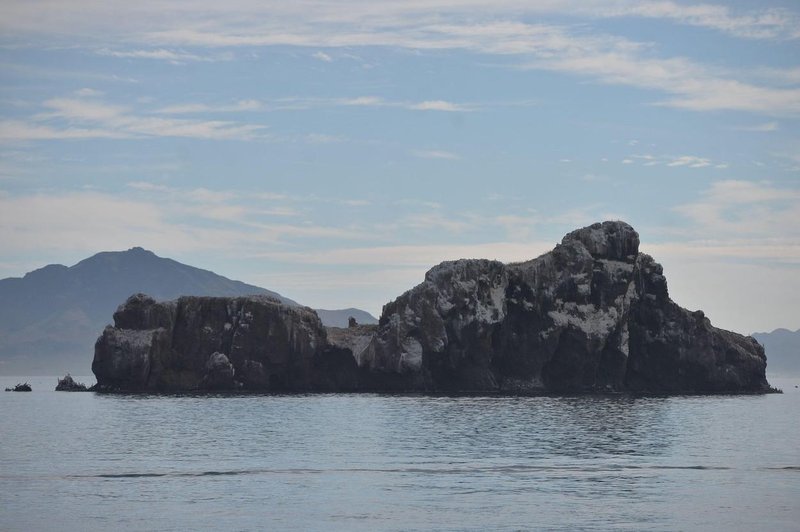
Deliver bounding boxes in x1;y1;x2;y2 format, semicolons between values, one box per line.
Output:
1;375;799;531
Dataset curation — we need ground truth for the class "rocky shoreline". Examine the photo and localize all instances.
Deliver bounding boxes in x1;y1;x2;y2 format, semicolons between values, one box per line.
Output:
91;221;773;394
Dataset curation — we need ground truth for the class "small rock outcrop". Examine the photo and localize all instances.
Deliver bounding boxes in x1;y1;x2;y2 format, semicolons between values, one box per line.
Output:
5;382;32;392
92;295;358;391
55;374;88;391
201;352;237;390
92;221;771;394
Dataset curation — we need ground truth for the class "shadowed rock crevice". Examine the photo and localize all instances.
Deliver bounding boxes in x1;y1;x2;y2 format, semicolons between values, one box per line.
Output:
92;221;772;394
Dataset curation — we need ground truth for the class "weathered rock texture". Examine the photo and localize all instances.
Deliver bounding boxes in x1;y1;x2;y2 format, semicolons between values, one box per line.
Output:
93;222;771;394
352;221;770;393
5;382;31;392
55;373;88;391
92;295;358;391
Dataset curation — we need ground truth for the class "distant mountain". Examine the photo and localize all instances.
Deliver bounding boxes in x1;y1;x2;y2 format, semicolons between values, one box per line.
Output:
0;247;376;375
752;328;800;377
315;308;379;328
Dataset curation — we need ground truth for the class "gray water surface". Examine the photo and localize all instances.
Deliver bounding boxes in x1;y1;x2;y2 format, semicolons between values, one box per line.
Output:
1;376;799;531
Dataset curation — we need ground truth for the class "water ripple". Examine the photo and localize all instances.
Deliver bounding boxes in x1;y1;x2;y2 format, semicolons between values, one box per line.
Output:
2;376;799;531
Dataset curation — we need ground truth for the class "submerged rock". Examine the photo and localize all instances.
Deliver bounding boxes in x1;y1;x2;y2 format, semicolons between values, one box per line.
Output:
55;374;89;391
92;221;771;394
5;382;32;392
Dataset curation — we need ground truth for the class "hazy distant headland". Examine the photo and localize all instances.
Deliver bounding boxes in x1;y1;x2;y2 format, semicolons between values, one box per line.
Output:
751;328;800;377
0;247;375;375
92;221;773;394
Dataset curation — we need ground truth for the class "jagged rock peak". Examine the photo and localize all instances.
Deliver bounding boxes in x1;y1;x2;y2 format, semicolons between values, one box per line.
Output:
127;246;154;254
562;221;640;262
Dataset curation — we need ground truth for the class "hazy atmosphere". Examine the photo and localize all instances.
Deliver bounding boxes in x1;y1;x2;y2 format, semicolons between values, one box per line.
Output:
1;0;798;334
2;4;799;531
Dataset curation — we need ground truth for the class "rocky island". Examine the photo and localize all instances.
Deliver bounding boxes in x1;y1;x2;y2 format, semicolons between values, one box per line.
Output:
92;221;772;394
55;374;89;391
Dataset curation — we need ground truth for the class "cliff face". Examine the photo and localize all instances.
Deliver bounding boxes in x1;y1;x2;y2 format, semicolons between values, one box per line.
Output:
93;221;771;393
92;294;357;391
355;221;769;393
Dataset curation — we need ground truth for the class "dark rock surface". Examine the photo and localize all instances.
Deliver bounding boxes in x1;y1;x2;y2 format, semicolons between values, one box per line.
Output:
358;221;771;393
5;382;31;392
55;374;89;391
92;295;358;391
92;221;771;394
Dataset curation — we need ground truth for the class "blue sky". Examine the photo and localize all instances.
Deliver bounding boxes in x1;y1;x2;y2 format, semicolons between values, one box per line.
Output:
1;0;798;333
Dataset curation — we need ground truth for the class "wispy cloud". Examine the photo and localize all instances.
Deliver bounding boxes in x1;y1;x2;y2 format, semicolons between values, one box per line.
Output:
0;120;128;141
407;100;471;112
74;87;104;97
0;187;368;257
591;2;800;40
581;173;608;182
303;133;347;144
6;3;793;115
339;96;472;112
492;214;542;241
666;155;713;168
412;149;460;160
253;241;554;268
45;5;796;116
734;121;779;132
641;178;800;331
394;199;443;210
341;96;386;107
397;211;471;233
674;180;800;238
156;95;475;114
126;181;171;192
312;51;333;62
14;3;797;114
155;99;264;114
626;153;728;169
514;33;800;115
125;182;372;221
154;17;798;116
0;94;269;142
5;1;795;43
96;48;230;64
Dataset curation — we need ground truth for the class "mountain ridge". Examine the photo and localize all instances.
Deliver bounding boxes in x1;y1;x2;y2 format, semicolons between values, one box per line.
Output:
0;247;376;375
751;328;800;377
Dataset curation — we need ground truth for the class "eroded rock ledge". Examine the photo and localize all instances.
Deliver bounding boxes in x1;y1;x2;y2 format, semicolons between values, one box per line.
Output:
93;221;771;393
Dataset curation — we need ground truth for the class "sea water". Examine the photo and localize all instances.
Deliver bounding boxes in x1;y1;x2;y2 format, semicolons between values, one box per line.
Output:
1;376;798;531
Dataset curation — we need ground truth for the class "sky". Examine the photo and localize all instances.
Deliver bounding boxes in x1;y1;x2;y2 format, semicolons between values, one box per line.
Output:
0;0;798;334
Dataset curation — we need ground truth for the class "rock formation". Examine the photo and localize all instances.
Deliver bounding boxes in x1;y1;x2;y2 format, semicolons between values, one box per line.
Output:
93;221;772;394
92;294;358;391
351;221;770;393
55;373;89;391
